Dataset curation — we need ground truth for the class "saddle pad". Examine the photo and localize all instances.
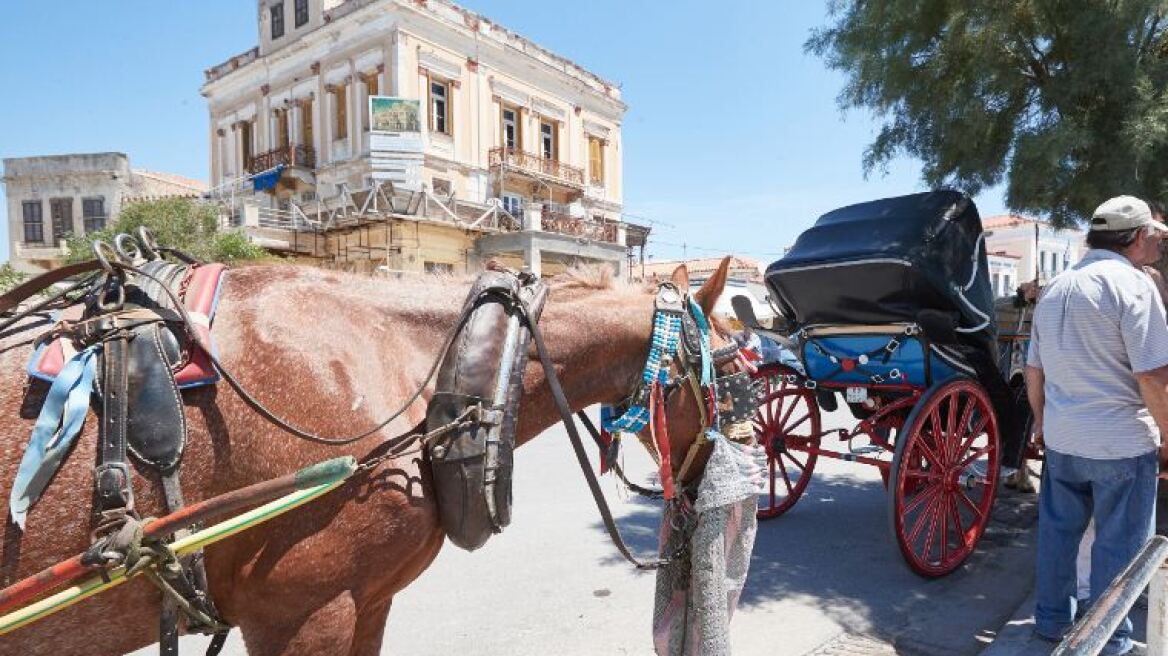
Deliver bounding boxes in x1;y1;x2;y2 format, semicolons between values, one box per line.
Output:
28;264;227;389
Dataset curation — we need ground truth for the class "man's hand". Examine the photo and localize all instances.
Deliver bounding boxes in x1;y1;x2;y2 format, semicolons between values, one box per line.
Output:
1031;417;1044;450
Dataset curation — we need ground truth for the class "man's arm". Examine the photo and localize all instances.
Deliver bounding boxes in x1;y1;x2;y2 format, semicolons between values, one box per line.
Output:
1024;365;1045;447
1136;364;1168;468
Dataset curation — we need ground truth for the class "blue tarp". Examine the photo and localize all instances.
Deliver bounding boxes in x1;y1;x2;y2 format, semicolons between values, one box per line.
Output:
252;165;285;192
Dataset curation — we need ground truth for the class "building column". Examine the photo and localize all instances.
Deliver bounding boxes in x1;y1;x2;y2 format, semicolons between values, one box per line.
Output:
525;242;541;277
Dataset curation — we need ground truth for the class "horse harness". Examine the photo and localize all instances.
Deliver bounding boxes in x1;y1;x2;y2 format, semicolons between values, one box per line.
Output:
3;233;230;655
0;231;757;646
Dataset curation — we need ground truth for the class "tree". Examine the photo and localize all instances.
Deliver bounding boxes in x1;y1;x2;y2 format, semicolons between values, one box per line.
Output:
0;263;26;295
808;1;1168;226
65;197;268;264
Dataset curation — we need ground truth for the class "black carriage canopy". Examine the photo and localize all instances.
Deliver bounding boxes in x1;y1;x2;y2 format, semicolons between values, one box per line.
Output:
766;190;995;338
766;190;1028;468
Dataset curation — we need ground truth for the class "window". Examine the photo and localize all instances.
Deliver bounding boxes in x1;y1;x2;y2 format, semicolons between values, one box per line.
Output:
501;194;524;220
501;106;520;150
275;108;290;149
431;177;451;196
332;84;348;140
50;198;73;242
270;3;284;39
992;273;1001;296
429;80;450;135
588;136;605;185
362;73;379;130
539;121;557;160
82;197;106;233
300;98;314;146
424;261;454;275
239;120;254;171
22;201;43;243
294;0;308;27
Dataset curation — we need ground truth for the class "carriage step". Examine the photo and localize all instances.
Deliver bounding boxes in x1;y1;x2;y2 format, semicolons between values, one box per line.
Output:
849;445;883;456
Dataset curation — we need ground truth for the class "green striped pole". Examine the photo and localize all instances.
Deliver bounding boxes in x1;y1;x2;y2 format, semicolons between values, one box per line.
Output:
0;457;355;635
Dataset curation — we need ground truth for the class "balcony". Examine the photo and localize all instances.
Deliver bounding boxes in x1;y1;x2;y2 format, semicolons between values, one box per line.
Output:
248;144;316;173
15;240;68;261
539;207;619;243
489;147;585;188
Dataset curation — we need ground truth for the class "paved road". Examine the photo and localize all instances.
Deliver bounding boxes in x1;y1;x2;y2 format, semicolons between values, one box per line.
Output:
132;406;1038;655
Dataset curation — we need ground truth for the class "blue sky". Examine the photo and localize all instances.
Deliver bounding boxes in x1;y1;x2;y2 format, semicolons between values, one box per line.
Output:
0;1;1008;265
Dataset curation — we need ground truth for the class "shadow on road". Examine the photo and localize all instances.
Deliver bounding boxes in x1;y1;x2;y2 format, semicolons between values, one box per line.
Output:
593;468;1040;655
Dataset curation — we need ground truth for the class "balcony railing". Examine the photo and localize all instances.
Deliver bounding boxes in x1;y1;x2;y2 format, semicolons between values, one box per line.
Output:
489;147;585;187
540;210;619;243
248;144;316;173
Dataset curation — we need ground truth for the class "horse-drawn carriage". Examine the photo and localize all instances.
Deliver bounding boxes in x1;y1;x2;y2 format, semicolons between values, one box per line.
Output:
742;190;1035;577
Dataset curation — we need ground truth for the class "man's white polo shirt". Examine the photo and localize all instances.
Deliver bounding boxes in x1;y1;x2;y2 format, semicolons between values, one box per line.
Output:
1027;249;1168;458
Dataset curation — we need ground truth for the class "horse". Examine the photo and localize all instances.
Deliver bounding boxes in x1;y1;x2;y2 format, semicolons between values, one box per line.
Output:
0;256;735;656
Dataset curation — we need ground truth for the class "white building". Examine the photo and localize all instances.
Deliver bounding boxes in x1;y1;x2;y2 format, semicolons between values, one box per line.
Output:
983;214;1086;294
3;153;206;273
201;0;635;276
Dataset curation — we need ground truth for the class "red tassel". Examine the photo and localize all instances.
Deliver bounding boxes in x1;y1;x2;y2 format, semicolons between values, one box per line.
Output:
652;383;676;500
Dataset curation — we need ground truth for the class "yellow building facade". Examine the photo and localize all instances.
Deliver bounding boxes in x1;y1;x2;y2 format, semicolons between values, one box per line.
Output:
202;0;642;276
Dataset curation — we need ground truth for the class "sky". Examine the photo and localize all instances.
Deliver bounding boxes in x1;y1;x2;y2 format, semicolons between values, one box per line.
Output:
0;1;1009;266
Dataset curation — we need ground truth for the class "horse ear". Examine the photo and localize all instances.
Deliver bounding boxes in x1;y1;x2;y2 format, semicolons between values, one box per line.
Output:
693;256;732;318
670;263;690;292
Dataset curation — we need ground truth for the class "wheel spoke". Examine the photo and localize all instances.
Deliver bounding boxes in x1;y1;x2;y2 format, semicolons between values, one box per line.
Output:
906;485;942;542
911;435;943;469
945;393;961;464
939;491;949;564
778;394;800;430
957;488;985;522
786;413;811;433
776;455;794;494
949;492;968;547
903;480;940;517
921;493;943;563
928;405;945;464
958;445;992;469
783;451;808;472
956;414;989;459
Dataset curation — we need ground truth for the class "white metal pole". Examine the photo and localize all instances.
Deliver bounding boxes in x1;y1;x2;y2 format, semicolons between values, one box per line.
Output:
1150;565;1168;656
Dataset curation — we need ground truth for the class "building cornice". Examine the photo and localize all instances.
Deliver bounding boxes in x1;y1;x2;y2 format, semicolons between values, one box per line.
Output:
203;0;625;117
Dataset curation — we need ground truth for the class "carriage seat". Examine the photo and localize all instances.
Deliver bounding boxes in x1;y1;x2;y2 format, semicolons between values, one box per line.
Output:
798;323;975;388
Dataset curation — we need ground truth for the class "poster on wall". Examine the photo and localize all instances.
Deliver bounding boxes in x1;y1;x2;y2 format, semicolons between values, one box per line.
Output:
369;96;423;188
369;96;423;152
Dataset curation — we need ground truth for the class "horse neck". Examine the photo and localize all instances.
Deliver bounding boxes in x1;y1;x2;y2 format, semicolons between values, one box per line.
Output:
514;285;655;445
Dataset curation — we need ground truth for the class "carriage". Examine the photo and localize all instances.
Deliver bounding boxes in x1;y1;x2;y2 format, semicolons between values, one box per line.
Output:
745;190;1034;577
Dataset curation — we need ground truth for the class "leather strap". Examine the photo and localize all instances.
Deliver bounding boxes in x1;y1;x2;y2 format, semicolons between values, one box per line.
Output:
527;312;677;570
96;333;134;516
0;260;102;315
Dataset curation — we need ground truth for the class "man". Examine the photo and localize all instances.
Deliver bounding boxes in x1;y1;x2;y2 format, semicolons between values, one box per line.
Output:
1026;195;1168;654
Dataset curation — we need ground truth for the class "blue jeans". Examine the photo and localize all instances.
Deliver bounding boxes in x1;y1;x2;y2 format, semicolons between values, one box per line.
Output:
1034;449;1158;655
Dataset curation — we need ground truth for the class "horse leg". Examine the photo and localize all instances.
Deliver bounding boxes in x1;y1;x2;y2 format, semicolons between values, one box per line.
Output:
237;590;357;656
347;597;393;656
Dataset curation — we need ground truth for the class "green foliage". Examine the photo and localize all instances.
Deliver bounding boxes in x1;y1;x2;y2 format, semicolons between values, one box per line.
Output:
65;198;268;264
0;263;27;294
809;1;1168;227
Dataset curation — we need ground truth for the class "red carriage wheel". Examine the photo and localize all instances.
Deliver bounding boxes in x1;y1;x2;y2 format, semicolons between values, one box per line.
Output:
752;363;822;520
888;377;1000;577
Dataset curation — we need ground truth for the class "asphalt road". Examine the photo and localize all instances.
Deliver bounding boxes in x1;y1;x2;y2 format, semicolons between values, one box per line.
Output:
130;406;1039;655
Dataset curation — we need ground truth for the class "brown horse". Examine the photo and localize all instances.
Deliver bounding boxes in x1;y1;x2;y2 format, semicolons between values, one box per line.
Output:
0;257;733;655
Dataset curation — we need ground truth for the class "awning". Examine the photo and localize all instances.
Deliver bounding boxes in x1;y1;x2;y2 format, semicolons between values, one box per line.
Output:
252;165;285;192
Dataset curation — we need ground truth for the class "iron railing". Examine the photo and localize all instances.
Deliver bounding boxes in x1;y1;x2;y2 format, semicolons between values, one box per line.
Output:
248;144;315;173
1055;535;1168;655
488;146;585;187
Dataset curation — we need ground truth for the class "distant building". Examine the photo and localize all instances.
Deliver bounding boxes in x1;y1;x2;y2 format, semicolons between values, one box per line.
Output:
983;214;1085;295
201;0;644;276
3;153;206;273
638;255;775;321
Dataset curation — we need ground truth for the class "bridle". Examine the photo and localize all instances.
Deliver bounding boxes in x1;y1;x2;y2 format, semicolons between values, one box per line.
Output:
599;281;756;501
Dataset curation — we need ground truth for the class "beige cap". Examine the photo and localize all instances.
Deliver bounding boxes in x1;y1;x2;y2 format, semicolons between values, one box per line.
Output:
1090;195;1168;233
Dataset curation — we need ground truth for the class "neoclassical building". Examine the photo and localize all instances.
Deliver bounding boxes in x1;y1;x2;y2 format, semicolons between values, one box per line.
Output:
202;0;640;275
